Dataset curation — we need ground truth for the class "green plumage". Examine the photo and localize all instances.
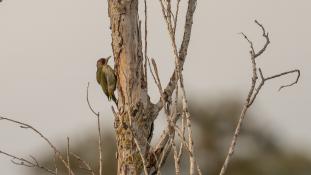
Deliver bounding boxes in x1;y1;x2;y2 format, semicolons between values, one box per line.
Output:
96;57;117;104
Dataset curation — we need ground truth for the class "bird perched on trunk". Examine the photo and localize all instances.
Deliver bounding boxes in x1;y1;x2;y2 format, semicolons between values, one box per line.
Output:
96;56;117;104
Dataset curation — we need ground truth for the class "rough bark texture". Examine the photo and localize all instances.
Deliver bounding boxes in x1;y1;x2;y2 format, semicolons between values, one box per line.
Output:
108;0;155;174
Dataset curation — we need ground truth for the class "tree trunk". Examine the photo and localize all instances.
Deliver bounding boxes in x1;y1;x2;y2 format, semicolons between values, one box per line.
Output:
108;0;155;174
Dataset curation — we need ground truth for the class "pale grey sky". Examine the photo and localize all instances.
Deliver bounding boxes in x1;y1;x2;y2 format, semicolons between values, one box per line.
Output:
0;0;310;174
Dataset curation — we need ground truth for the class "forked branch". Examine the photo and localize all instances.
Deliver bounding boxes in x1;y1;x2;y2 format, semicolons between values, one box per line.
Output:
0;116;75;175
153;1;201;175
219;20;300;175
0;150;55;174
70;152;95;175
155;0;197;111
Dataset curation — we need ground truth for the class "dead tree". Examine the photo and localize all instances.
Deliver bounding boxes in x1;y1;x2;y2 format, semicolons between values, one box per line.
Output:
108;0;199;174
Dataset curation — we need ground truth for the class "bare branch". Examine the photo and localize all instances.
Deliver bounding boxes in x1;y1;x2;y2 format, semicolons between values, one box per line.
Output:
240;32;255;55
97;113;103;175
219;21;300;175
0;116;75;175
147;57;167;114
144;0;148;85
219;104;248;175
147;58;163;95
248;68;300;106
220;22;263;175
240;20;270;59
158;1;200;173
0;150;55;174
156;0;197;111
151;110;181;174
173;125;203;175
172;140;181;175
133;137;149;175
267;69;300;91
151;59;164;93
178;0;197;62
247;68;265;107
173;0;181;35
86;82;100;117
155;138;173;175
70;152;95;175
254;20;270;58
66;137;71;175
53;152;58;175
85;82;103;175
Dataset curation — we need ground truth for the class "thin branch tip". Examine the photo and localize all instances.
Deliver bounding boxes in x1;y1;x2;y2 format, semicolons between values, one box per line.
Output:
0;116;74;175
278;69;300;91
86;82;99;117
220;20;300;175
0;149;56;174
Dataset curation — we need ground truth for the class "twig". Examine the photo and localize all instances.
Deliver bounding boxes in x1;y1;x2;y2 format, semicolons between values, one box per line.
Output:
173;119;203;175
171;140;181;175
86;82;100;117
156;0;197;114
180;86;198;175
240;32;255;55
219;20;300;175
151;59;164;95
254;20;270;58
85;82;103;175
0;116;75;175
0;150;55;174
173;60;184;168
152;102;179;174
173;0;181;35
155;138;173;175
151;110;180;174
53;152;58;175
220;21;265;175
166;0;173;32
147;57;166;114
70;152;95;175
133;137;149;175
144;0;148;86
248;68;300;106
159;0;199;174
97;115;103;175
66;137;71;175
269;69;300;91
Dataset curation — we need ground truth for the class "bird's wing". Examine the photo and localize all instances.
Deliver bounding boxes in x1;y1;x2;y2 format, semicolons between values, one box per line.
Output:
96;68;101;84
99;67;109;96
105;66;116;94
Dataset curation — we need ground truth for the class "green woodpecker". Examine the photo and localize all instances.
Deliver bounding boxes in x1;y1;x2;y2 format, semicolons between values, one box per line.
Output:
96;56;117;104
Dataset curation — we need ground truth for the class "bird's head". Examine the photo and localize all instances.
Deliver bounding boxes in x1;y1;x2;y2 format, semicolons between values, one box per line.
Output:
97;56;111;68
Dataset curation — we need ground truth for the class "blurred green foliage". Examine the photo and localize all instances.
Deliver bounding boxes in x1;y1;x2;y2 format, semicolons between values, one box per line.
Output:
30;98;311;175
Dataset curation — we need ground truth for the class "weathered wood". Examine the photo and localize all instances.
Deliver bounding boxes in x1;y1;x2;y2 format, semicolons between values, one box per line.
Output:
108;0;154;174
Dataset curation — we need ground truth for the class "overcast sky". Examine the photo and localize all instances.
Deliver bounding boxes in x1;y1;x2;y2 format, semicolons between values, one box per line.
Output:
0;0;310;174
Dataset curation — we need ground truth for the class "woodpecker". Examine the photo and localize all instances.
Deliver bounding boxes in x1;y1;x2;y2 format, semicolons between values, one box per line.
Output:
96;56;117;104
